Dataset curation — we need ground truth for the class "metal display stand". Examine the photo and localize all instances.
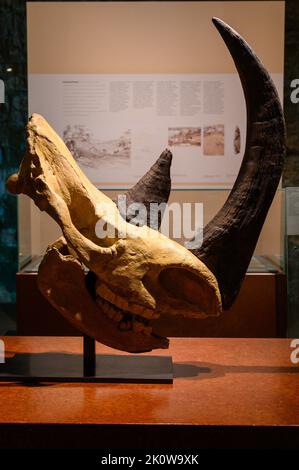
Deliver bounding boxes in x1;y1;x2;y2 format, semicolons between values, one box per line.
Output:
0;335;173;384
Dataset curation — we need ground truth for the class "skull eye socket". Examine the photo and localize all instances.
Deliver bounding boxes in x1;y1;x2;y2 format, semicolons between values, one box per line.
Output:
158;267;218;314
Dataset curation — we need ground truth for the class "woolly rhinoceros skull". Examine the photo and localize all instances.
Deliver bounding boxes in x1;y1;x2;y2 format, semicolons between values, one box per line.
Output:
7;18;285;353
7;112;221;352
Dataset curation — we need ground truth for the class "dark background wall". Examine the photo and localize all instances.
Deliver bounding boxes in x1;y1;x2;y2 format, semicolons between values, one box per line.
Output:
0;0;27;304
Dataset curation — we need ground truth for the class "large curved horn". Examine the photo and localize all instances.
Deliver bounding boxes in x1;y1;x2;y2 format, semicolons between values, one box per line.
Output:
191;18;286;309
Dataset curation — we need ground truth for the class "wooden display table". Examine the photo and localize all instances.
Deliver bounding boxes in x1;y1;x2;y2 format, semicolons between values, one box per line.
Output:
0;336;298;449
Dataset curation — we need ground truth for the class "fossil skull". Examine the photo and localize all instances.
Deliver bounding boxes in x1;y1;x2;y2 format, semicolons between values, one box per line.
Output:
7;18;285;353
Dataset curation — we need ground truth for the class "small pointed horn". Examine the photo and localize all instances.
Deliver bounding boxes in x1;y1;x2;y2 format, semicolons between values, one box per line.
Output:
191;18;286;309
117;149;172;228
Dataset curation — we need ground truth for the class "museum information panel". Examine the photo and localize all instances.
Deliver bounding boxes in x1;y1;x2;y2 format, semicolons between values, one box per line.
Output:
27;1;285;188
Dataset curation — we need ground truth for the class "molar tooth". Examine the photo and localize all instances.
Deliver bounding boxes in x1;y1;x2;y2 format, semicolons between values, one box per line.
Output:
119;321;132;331
133;321;145;333
107;309;115;319
113;311;124;322
142;326;153;336
119;321;126;330
110;309;121;322
116;297;129;310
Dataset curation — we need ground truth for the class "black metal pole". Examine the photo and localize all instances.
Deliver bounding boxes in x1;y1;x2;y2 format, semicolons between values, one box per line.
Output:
83;335;96;376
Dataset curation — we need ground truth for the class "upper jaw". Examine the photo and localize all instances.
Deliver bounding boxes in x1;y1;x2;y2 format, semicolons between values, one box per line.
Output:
95;281;160;320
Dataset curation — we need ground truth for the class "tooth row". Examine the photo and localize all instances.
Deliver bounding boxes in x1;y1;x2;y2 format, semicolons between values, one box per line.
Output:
96;296;124;323
95;282;157;319
132;321;152;335
96;295;153;335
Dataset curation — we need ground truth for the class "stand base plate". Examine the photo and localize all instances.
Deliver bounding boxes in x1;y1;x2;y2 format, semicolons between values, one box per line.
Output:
0;352;173;384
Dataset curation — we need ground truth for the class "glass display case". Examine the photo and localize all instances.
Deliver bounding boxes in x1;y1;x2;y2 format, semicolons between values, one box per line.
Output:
2;0;287;339
18;187;285;275
14;186;286;340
